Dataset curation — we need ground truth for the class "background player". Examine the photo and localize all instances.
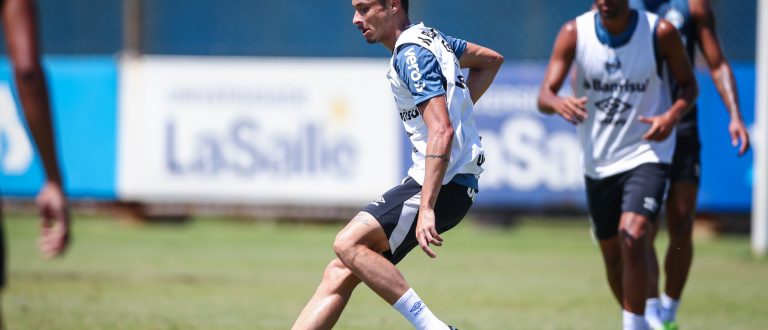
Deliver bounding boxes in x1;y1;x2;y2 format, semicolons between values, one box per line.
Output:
628;1;751;328
537;0;697;328
292;0;503;329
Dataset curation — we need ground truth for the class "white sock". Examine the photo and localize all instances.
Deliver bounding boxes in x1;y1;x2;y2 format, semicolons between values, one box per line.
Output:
660;293;680;322
645;298;664;329
623;309;649;330
392;288;448;330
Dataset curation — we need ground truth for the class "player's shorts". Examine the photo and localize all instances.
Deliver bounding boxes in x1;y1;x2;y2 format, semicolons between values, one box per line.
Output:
670;129;701;185
585;163;671;240
362;177;476;264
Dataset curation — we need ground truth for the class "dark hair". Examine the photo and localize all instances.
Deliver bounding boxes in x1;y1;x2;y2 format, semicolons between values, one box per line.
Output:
379;0;409;14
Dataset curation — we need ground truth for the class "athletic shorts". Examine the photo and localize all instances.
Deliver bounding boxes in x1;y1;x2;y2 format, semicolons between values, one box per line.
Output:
585;163;671;240
362;177;476;264
670;129;702;185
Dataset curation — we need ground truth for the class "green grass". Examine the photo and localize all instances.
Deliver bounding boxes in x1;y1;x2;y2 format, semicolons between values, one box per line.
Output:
2;214;767;329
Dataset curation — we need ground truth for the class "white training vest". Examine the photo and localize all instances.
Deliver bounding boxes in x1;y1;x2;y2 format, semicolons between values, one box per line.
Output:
387;23;484;185
573;10;675;179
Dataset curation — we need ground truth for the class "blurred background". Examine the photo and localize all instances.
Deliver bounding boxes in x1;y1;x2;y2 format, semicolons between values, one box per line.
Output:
0;0;765;329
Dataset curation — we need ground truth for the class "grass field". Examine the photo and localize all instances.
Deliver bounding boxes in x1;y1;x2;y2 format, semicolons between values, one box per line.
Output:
2;213;767;329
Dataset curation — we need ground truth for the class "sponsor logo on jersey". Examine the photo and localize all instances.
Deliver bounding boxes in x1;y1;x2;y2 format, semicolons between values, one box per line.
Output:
595;97;633;126
403;47;426;93
605;57;622;74
583;79;649;93
400;107;420;122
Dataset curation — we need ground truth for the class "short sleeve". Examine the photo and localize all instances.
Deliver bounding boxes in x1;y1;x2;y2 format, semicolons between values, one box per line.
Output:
394;44;447;105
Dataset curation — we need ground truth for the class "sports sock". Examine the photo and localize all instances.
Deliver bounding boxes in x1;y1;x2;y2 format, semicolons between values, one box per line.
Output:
623;309;649;330
644;298;664;329
393;288;449;330
660;293;680;322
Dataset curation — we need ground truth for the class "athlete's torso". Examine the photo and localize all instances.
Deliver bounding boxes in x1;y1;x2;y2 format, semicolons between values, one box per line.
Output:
631;0;698;132
572;10;675;179
387;23;484;187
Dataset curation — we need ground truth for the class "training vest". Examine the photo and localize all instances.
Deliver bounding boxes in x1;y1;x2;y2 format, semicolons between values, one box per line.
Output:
572;10;675;179
387;23;484;185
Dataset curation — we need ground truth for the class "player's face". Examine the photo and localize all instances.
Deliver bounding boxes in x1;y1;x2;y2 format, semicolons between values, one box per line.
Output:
594;0;629;19
352;0;394;44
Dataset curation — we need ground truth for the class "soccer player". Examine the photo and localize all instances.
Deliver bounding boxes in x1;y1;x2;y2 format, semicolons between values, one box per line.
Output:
292;0;502;329
1;0;71;313
628;1;751;328
537;0;697;328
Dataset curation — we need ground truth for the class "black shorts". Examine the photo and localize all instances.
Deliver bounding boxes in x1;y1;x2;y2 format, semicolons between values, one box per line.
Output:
585;163;671;240
362;177;476;264
670;129;701;185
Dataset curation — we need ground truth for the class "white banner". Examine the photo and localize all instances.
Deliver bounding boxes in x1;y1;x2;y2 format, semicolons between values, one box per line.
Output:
118;56;401;205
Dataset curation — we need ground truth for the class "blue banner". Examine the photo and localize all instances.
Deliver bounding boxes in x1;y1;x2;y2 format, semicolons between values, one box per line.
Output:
0;57;117;199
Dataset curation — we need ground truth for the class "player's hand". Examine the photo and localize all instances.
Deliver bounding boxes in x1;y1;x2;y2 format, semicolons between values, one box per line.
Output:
639;113;676;141
555;96;588;125
36;181;71;259
729;118;750;156
415;207;443;258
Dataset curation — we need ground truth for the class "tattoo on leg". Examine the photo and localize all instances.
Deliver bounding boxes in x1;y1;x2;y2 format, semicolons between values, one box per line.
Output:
426;154;449;161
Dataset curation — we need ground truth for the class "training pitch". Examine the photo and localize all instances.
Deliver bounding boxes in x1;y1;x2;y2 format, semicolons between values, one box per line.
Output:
3;213;767;329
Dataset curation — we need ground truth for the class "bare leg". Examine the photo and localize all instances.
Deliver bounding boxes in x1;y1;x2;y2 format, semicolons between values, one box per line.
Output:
292;259;362;330
333;212;410;304
648;221;660;299
619;212;652;314
598;237;623;305
664;182;697;299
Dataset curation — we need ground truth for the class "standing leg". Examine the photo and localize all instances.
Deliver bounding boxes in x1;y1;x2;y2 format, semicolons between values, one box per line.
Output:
598;237;623;305
618;212;652;314
292;259;362;330
661;182;697;323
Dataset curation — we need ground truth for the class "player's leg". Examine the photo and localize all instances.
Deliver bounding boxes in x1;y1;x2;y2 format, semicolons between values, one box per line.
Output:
620;163;670;329
586;173;624;305
661;181;697;323
646;222;664;329
660;132;700;326
292;258;362;330
618;211;652;314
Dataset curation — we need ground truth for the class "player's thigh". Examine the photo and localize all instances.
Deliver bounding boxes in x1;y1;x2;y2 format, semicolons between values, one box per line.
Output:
335;212;390;254
622;163;670;224
669;131;701;186
359;177;423;259
585;174;624;240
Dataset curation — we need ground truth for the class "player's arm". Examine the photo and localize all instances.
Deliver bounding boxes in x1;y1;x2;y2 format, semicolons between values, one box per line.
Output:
416;94;452;258
691;0;750;155
3;0;70;258
459;42;504;104
640;19;699;141
537;21;588;125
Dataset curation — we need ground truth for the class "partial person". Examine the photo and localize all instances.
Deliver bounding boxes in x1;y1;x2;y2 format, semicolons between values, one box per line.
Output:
537;0;697;328
292;0;503;329
0;0;71;323
628;1;751;328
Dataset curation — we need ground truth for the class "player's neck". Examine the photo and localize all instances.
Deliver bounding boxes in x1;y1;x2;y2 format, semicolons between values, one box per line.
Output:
601;10;632;35
383;18;412;52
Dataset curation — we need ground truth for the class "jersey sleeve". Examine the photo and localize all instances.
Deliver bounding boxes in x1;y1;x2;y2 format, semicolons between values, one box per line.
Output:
394;44;447;106
439;32;467;58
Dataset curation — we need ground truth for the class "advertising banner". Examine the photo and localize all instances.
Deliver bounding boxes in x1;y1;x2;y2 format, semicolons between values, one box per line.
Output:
118;57;401;205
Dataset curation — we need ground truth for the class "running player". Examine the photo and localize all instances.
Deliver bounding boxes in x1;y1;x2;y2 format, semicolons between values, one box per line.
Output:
537;0;697;328
628;1;751;328
1;0;71;309
292;0;503;329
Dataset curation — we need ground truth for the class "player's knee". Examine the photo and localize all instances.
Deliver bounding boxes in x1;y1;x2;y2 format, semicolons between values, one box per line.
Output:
323;259;352;282
332;234;357;260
